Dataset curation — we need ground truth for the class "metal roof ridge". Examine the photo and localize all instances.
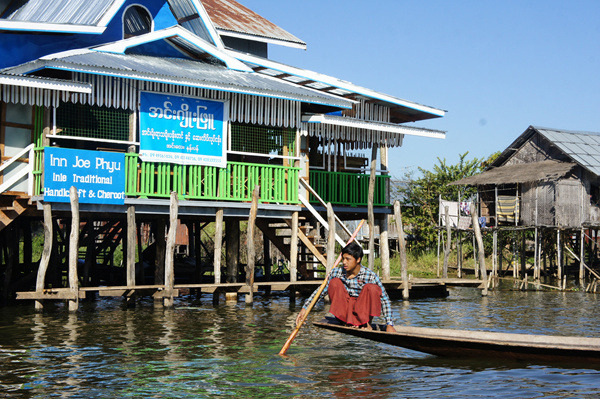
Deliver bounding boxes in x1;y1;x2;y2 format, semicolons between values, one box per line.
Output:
91;25;252;72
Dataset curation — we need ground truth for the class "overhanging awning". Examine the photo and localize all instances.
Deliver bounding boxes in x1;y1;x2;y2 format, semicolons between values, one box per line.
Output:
0;73;92;93
451;161;577;186
302;114;446;139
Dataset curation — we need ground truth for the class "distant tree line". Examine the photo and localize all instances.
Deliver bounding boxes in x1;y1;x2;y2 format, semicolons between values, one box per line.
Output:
392;152;499;253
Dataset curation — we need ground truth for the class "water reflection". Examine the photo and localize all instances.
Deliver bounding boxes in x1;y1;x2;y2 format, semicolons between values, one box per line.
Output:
1;288;600;397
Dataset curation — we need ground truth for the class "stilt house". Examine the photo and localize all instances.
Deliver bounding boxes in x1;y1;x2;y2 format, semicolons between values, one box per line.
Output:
452;125;600;286
0;0;445;304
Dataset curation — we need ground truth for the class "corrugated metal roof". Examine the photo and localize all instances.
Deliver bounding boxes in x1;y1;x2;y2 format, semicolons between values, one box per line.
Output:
4;50;353;108
451;161;577;186
3;0;119;25
228;49;446;123
535;127;600;176
200;0;305;48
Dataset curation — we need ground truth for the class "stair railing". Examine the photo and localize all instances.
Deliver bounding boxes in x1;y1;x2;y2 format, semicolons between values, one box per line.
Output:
298;192;346;247
300;177;353;237
0;143;35;195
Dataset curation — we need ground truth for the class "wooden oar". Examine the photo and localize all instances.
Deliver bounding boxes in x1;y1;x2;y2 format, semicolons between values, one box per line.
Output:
278;219;366;356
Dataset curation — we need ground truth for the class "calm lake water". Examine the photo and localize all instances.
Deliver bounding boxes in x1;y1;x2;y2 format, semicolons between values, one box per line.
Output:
2;285;600;398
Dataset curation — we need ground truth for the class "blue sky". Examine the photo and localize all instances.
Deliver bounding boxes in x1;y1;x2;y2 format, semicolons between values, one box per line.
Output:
246;0;600;178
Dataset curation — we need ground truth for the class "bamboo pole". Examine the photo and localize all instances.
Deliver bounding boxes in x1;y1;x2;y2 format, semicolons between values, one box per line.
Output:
393;200;409;300
245;185;260;304
470;203;488;296
35;203;53;310
164;191;178;307
68;187;80;311
279;220;365;356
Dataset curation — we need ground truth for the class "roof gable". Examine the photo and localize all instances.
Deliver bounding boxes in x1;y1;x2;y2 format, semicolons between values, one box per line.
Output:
201;0;306;49
92;25;249;71
492;126;600;177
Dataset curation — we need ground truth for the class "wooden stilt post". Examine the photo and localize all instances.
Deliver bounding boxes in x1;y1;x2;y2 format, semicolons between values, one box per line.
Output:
367;144;377;270
194;222;202;285
225;219;240;283
245;186;259;304
164;191;178;307
393;200;409;300
580;227;585;285
457;231;462;279
68;187;80;311
493;229;498;278
35;203;53;310
380;214;391;280
443;206;450;279
326;203;336;273
213;208;223;305
437;229;441;278
557;229;563;290
290;211;299;283
521;230;526;280
126;205;136;298
154;219;166;285
263;232;271;282
214;210;223;284
473;231;479;279
471;203;488;296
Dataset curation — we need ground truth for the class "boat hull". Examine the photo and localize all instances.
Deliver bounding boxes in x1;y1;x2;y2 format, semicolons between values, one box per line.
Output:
313;318;600;364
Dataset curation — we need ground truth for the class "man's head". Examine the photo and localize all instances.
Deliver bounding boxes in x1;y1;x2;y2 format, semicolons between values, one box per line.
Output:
341;242;363;276
341;242;363;262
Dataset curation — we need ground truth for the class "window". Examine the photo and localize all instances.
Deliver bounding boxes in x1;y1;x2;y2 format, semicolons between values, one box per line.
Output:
55;102;132;143
123;5;152;39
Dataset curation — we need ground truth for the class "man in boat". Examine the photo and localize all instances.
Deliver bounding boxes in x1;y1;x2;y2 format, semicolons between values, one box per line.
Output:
295;242;396;332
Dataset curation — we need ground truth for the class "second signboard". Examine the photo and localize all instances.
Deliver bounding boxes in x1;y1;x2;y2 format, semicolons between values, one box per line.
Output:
139;92;228;168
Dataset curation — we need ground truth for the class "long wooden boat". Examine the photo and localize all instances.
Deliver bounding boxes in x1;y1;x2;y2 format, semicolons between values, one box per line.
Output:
314;318;600;364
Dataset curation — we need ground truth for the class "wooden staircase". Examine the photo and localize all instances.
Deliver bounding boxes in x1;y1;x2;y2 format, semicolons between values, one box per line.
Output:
0;195;29;231
256;218;328;280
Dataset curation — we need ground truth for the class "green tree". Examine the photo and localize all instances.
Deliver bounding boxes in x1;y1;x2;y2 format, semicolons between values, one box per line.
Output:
398;152;483;253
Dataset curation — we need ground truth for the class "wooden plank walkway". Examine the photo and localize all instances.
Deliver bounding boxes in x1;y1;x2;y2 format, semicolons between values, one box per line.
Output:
16;278;483;300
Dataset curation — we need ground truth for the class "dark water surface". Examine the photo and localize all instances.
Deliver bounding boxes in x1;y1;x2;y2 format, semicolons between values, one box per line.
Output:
2;286;600;398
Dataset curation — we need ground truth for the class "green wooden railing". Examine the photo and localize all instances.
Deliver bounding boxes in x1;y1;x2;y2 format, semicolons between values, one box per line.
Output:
125;154;300;204
308;170;390;207
34;150;300;204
